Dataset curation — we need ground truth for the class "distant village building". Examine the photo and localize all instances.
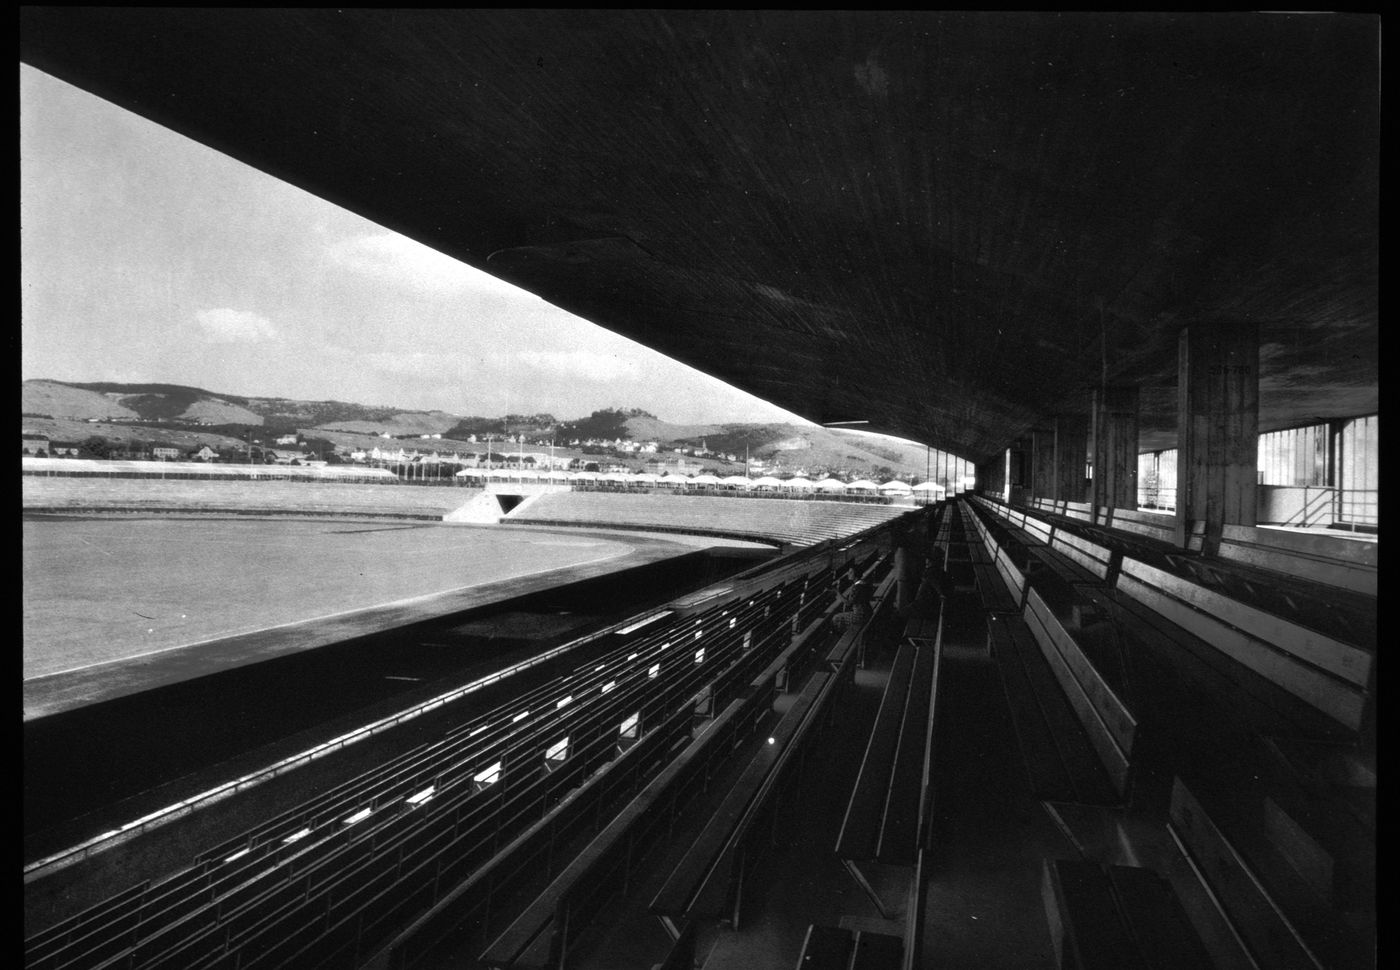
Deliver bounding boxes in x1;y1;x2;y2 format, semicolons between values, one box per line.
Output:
275;434;300;446
644;457;702;475
151;446;181;460
190;445;218;461
21;433;50;454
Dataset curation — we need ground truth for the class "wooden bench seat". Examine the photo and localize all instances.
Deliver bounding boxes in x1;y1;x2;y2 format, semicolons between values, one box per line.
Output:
1241;737;1375;914
649;667;842;931
1168;776;1375;970
836;607;943;919
987;614;1119;806
1260;737;1374;830
1042;858;1215;970
795;924;903;970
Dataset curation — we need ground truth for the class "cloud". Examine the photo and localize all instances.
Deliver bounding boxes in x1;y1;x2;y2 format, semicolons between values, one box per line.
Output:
324;232;529;299
358;349;640;385
195;308;278;343
360;351;445;377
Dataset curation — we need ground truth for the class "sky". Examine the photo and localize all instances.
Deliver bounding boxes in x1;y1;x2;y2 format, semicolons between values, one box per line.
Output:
19;65;811;426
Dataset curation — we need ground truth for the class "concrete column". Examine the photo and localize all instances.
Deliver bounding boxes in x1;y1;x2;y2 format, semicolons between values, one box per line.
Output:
1008;439;1029;506
1090;386;1140;519
1030;429;1057;503
1175;323;1259;553
977;456;1004;498
1053;416;1089;504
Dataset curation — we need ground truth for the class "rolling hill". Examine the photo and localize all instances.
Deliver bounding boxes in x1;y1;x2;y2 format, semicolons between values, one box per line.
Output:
21;380;946;477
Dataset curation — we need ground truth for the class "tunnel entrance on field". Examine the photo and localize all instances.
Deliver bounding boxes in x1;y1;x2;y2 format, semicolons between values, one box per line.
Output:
495;493;526;514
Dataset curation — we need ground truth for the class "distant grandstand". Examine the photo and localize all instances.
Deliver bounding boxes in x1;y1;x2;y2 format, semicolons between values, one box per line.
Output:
22;475;477;520
505;490;910;547
23;458;918;546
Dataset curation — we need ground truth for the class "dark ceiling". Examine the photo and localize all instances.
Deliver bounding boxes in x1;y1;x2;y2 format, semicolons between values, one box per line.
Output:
19;10;1379;464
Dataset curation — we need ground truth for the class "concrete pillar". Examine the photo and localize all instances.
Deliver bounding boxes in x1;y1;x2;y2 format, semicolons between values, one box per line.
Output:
977;456;1004;498
1030;429;1057;503
1053;416;1089;504
1091;387;1140;519
1008;439;1030;506
1175;323;1259;553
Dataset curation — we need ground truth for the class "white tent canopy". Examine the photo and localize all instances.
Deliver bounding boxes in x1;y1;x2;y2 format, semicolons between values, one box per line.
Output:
658;472;690;485
911;481;946;492
721;475;753;487
750;476;784;488
690;473;722;485
783;477;816;489
878;479;913;492
815;478;848;491
846;479;879;490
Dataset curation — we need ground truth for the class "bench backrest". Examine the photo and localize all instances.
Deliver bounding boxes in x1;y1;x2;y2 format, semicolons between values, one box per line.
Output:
1116;557;1370;731
1022;588;1134;796
1096;506;1180;546
1048;527;1116;583
1217;525;1377;597
1020;513;1053;545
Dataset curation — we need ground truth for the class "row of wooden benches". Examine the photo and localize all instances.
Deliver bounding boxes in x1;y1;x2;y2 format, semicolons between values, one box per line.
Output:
796;504;951;970
967;494;1372;741
1005;495;1376;648
474;553;904;970
1022;496;1377;597
960;497;1374;969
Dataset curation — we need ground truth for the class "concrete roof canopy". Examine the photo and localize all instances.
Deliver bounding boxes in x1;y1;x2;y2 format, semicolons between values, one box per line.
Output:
18;10;1379;464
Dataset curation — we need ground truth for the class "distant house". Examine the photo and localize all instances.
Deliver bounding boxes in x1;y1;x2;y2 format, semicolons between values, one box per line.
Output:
275;434;300;446
49;440;82;457
151;446;181;460
22;433;50;454
190;445;218;462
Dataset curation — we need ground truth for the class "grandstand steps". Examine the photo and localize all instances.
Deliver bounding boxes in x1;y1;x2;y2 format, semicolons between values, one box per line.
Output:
442;491;507;523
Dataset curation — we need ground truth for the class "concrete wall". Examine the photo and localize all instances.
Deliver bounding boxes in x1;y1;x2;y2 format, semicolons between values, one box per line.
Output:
1256;485;1336;528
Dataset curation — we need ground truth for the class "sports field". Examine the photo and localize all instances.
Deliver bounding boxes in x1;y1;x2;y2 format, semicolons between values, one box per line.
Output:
22;515;687;684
